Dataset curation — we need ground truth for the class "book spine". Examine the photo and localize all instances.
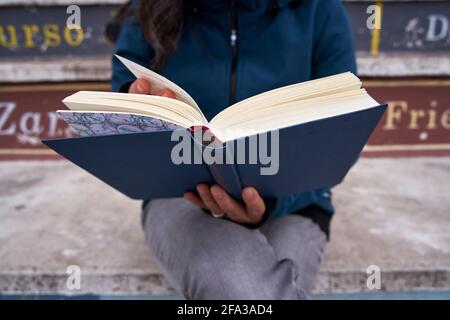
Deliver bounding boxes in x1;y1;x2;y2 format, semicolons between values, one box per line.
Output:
191;127;243;201
208;160;243;202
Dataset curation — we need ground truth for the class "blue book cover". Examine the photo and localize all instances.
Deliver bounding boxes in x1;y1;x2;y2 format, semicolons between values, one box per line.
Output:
43;104;386;200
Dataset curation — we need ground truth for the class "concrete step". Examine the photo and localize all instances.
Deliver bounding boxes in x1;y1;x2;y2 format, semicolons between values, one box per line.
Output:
0;157;449;295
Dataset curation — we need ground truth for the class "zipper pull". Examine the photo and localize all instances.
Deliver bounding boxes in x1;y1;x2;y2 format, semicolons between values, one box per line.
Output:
230;29;237;47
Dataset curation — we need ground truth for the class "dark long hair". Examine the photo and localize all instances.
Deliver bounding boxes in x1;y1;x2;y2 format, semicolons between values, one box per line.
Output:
116;0;185;71
114;0;304;71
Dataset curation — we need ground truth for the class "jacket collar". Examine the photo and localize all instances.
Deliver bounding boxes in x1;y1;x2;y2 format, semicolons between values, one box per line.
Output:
191;0;297;13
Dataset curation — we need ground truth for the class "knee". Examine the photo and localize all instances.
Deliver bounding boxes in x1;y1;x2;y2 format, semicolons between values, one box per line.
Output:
183;248;306;300
182;255;257;299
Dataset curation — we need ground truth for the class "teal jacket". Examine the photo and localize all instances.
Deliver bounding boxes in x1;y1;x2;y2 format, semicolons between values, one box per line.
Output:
111;0;357;217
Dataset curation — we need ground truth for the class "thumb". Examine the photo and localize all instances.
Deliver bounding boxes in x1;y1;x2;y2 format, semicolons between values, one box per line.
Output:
129;78;151;94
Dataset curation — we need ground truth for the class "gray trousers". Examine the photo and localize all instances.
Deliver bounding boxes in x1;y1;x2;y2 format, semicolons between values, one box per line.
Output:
143;198;327;300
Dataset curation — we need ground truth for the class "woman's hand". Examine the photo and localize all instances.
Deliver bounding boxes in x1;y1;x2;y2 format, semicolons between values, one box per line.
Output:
130;80;266;225
184;185;266;225
128;78;176;98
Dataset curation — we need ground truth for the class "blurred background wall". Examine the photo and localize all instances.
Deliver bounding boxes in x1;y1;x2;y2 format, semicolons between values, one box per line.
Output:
0;0;449;159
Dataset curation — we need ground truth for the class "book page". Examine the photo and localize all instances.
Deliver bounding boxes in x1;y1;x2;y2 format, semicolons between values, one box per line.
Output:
63;91;206;128
209;73;379;142
115;55;206;123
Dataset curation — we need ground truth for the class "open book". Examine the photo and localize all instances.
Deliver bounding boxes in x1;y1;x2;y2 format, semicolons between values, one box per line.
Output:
59;55;379;142
44;55;386;201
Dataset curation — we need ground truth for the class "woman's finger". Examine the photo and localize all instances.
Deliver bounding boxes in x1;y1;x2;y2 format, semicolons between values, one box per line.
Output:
183;192;205;208
155;88;177;99
210;185;248;223
196;184;222;215
242;187;266;223
129;78;152;94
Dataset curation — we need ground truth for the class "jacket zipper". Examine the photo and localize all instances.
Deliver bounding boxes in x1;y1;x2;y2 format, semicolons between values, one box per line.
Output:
229;0;238;105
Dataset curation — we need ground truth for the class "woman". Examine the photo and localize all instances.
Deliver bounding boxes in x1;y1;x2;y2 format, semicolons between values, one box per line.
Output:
112;0;356;299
